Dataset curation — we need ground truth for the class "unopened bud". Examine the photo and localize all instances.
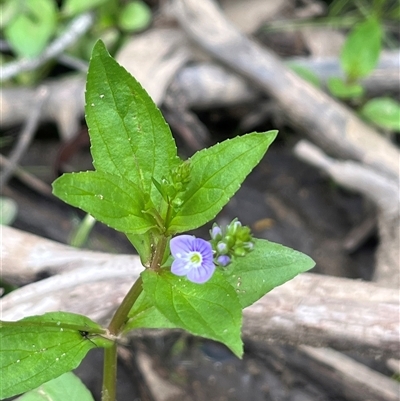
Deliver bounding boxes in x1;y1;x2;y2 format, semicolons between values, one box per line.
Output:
217;255;231;266
217;241;228;254
234;247;246;257
210;225;222;240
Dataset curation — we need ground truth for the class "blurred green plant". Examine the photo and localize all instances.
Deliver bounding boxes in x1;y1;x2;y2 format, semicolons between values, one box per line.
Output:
324;1;400;133
327;9;400;133
284;0;400;134
327;16;382;98
69;214;97;248
0;0;152;60
360;97;400;132
15;372;94;401
0;196;18;226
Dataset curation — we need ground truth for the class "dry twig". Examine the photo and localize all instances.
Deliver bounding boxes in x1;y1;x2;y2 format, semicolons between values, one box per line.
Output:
0;154;52;196
0;87;49;190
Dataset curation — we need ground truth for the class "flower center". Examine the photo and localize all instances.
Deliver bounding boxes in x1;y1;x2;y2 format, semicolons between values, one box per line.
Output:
189;251;202;266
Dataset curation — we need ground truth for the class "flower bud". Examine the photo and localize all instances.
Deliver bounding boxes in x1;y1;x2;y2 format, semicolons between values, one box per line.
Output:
217;241;228;254
210;225;222;240
224;235;235;248
217;255;231;267
232;220;242;231
243;241;254;251
234;247;246;257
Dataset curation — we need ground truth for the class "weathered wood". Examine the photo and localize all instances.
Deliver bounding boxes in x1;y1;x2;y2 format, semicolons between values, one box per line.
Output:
294;140;400;287
172;0;400;179
1;53;399;140
297;346;400;401
1;226;398;358
0;75;85;141
242;273;399;358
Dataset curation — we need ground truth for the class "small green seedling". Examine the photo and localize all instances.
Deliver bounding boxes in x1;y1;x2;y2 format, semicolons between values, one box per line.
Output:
0;41;315;401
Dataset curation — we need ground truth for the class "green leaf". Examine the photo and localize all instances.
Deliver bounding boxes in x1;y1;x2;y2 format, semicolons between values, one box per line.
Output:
327;77;364;99
360;97;400;132
125;290;178;331
62;0;108;16
4;0;57;58
53;171;155;234
15;372;94;401
85;40;180;205
118;1;152;32
141;270;243;357
168;131;277;233
0;312;108;399
341;18;382;80
225;239;315;308
125;232;155;266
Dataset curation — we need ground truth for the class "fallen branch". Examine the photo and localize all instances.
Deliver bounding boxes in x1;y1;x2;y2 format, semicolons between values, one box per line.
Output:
1;51;399;142
1;226;398;358
296;346;400;401
294;140;399;287
172;0;400;178
0;75;85;141
0;154;52;197
0;86;48;190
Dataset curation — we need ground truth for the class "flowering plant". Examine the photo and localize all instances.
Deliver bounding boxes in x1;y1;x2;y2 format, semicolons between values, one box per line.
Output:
0;41;314;401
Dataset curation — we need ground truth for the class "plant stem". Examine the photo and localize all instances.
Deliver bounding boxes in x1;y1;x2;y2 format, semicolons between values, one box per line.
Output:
150;235;168;270
102;342;117;401
107;275;143;336
101;235;169;401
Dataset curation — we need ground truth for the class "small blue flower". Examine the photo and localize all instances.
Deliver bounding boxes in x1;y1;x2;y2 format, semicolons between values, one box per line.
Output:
170;235;215;284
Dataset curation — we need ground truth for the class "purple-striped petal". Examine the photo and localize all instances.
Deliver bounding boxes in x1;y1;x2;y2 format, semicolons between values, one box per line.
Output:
170;235;195;257
186;263;215;284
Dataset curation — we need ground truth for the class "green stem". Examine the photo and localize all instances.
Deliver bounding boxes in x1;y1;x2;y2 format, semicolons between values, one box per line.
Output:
102;235;168;401
107;275;143;336
150;235;168;271
164;202;173;231
102;342;117;401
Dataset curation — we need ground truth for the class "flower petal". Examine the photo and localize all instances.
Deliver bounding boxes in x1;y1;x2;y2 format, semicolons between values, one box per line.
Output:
210;226;222;240
193;237;213;255
170;235;195;257
186;263;215;284
171;259;190;276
